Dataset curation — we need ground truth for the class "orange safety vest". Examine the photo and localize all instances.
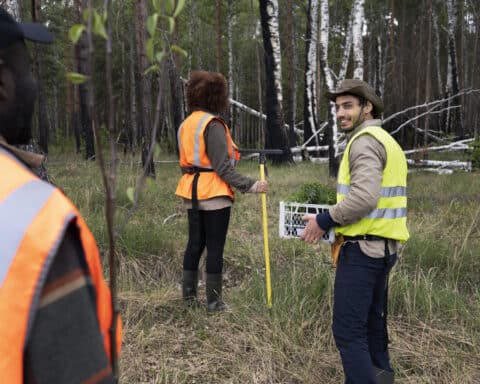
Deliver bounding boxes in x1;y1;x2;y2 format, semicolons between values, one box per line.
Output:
0;147;122;383
175;111;240;201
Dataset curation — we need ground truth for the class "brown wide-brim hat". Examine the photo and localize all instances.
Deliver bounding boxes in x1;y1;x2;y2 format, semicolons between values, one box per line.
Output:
325;79;384;115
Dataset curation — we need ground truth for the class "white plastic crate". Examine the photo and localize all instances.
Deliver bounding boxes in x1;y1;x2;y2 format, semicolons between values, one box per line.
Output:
279;201;336;243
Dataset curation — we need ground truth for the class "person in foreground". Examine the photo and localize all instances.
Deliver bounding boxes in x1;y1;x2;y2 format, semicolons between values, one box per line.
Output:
302;79;409;384
176;70;267;312
0;7;121;383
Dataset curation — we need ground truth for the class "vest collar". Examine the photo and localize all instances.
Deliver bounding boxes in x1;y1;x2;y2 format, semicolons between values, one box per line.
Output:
345;119;382;141
0;135;45;169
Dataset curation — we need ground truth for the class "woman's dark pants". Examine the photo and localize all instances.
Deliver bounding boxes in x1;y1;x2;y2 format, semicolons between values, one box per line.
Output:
183;207;231;274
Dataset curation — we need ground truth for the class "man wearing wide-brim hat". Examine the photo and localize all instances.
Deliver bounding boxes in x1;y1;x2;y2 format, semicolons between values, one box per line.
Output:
302;79;409;383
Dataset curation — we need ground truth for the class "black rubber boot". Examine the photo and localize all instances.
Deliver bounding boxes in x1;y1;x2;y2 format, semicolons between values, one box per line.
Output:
206;273;228;312
374;367;395;384
182;270;198;307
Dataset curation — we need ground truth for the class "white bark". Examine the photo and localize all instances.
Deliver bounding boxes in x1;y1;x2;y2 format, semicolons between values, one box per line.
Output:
305;0;319;144
228;98;302;135
319;0;339;157
4;0;20;20
403;139;473;155
407;159;471;171
339;11;354;81
266;0;283;104
352;0;365;80
432;7;443;96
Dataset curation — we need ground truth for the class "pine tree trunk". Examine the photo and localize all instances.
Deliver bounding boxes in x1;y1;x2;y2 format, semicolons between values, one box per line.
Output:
75;0;95;160
135;0;155;176
259;0;291;163
31;0;49;154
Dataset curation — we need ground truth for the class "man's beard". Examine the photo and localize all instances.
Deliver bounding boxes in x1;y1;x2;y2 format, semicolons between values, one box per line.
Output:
0;76;35;145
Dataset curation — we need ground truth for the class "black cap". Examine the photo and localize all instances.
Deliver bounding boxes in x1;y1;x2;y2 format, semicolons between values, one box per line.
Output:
0;6;54;50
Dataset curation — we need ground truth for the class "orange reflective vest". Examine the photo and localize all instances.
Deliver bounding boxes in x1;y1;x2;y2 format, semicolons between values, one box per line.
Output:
175;111;240;200
0;147;122;383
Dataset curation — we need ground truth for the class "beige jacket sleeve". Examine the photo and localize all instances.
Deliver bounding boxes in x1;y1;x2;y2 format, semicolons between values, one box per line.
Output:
329;134;387;226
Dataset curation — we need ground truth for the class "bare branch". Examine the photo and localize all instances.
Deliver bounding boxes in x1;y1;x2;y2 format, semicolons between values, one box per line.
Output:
390;105;461;135
384;88;480;124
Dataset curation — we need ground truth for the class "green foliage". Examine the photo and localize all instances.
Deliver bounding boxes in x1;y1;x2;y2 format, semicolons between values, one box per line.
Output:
145;0;188;73
470;140;480;171
287;182;336;204
65;72;88;85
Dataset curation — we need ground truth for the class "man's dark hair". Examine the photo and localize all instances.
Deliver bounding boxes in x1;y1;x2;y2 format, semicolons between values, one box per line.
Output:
186;70;228;114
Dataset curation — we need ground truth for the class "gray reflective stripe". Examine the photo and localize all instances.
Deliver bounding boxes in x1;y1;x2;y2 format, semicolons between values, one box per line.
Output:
367;207;407;219
337;183;407;197
193;113;214;167
177;122;184;154
380;186;407;198
0;180;55;286
337;184;350;195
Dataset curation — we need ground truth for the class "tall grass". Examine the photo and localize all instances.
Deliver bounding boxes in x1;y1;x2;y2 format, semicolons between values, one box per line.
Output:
48;152;480;383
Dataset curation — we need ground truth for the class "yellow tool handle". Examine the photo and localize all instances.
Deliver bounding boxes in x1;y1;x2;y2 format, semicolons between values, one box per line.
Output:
260;163;272;308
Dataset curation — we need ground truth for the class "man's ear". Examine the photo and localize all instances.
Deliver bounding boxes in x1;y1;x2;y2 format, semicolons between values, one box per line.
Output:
0;62;14;102
364;100;373;115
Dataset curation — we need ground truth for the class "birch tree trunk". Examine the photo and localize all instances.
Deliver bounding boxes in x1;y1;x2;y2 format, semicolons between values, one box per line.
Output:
285;0;297;147
352;0;365;80
303;0;319;149
432;7;443;97
339;9;354;82
4;0;20;19
259;0;291;163
319;0;339;176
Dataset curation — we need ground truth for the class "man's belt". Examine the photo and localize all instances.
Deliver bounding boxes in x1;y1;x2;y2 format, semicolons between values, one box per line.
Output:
343;235;390;241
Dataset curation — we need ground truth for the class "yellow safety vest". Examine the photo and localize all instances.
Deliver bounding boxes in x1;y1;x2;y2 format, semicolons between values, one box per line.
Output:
175;111;240;201
335;126;409;241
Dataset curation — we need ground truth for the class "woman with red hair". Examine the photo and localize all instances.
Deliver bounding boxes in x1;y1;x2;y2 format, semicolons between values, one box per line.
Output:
175;71;267;312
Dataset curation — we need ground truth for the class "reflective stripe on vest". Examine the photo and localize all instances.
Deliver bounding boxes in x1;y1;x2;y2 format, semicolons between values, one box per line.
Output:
177;113;213;169
0;180;54;286
335;126;410;241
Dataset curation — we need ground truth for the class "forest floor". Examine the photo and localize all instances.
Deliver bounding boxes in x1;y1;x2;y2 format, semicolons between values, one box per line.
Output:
49;152;480;384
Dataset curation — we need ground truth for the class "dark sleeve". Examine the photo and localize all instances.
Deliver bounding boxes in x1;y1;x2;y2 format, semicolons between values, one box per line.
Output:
204;119;255;193
24;222;116;384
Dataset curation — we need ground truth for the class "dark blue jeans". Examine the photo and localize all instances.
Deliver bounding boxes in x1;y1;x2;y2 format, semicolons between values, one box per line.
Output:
332;242;397;384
